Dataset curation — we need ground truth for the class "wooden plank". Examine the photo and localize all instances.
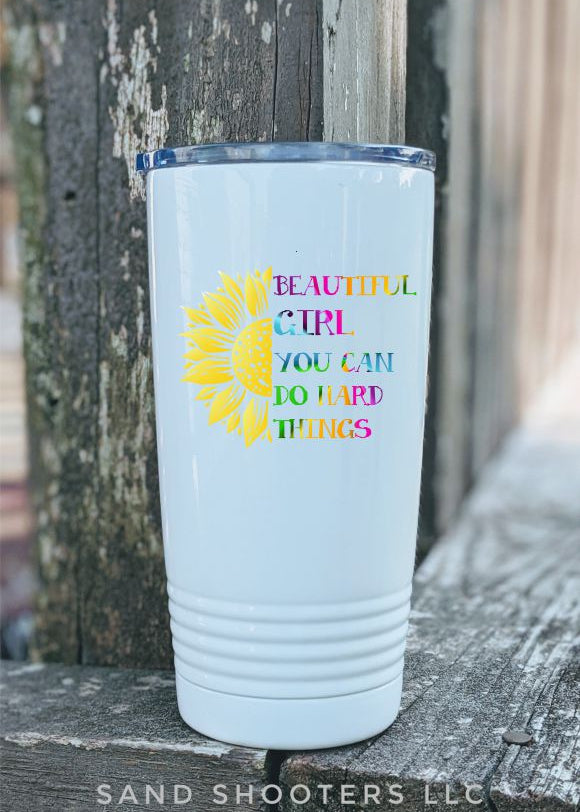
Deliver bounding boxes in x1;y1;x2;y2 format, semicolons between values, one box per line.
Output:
544;0;580;368
322;0;406;142
515;0;580;409
470;0;502;477
0;661;271;811
556;0;580;356
469;0;525;474
493;0;524;444
435;0;477;532
469;0;526;472
6;0;102;662
280;352;580;811
273;0;324;141
438;0;580;511
515;0;549;407
405;0;450;555
526;3;562;401
6;0;322;667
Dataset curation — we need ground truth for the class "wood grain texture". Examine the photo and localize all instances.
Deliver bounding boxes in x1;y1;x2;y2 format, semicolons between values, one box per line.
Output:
6;0;322;668
405;0;450;557
280;354;580;811
435;0;477;533
0;661;272;811
470;0;509;477
273;0;323;141
468;0;580;480
322;0;406;142
521;0;580;398
5;0;102;663
416;0;580;545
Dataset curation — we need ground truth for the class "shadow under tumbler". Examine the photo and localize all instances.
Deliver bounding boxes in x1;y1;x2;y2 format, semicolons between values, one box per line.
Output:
137;142;435;749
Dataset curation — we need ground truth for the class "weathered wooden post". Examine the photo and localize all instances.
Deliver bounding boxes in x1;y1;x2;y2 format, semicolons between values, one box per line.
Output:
6;0;407;668
405;0;451;555
7;0;323;667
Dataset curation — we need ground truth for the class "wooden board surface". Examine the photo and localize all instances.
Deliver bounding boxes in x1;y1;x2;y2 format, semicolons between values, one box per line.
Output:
0;661;272;811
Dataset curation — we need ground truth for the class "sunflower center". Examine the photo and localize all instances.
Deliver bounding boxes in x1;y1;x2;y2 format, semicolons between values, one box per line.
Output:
231;318;272;397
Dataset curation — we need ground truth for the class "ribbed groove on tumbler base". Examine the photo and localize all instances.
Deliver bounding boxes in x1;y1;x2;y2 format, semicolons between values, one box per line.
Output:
167;584;412;699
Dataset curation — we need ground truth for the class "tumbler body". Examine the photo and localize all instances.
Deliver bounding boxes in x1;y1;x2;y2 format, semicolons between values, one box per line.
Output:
143;145;435;749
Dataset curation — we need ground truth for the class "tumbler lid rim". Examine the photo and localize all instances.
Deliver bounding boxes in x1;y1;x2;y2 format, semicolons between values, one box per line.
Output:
135;142;436;173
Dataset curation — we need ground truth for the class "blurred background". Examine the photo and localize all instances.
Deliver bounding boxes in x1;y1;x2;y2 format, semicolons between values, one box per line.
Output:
0;0;579;666
0;23;34;660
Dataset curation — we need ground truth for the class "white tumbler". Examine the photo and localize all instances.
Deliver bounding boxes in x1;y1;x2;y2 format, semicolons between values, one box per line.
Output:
137;142;435;749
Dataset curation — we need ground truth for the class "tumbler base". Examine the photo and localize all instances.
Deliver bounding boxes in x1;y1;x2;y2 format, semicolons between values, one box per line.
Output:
175;672;403;750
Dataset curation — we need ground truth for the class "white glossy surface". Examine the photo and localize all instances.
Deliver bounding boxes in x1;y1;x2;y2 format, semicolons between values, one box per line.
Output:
175;672;404;750
146;160;434;747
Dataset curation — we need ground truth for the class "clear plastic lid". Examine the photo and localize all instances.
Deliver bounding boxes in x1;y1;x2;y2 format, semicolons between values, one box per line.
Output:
135;142;436;173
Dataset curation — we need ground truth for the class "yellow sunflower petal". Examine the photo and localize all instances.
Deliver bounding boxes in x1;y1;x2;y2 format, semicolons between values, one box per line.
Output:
182;357;233;385
262;265;272;290
203;292;242;330
181;269;275;446
195;386;217;401
184;306;212;326
208;385;245;425
242;399;269;447
227;411;240;433
245;273;267;317
183;347;207;361
183;327;233;353
218;271;244;309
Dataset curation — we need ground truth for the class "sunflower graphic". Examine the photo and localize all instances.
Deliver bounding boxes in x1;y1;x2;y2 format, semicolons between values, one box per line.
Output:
181;267;273;447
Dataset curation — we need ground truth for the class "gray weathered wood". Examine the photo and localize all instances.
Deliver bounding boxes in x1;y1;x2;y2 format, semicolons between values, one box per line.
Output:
280;355;580;811
405;0;450;558
516;0;580;405
6;0;322;668
273;0;323;141
6;0;102;664
435;0;477;534
470;0;515;477
0;661;272;811
408;0;580;548
322;0;406;142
